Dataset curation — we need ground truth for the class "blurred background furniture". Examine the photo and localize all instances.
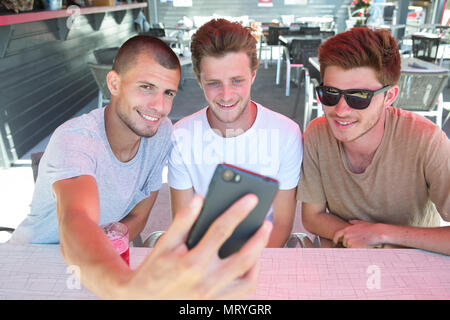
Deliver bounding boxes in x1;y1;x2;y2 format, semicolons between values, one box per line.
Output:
142;230;314;248
412;34;442;63
0;151;44;242
0;227;14;242
284;39;305;97
393;57;450;128
320;30;335;39
292;56;322;132
299;26;320;36
264;25;289;72
284;38;321;97
93;47;119;65
142;27;166;38
284;232;314;248
87;63;112;109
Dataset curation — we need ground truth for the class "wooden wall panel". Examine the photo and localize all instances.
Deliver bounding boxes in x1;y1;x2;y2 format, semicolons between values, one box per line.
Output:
0;9;141;167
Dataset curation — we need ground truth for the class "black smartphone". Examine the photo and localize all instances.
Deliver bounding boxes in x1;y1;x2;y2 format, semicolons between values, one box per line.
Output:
186;163;279;259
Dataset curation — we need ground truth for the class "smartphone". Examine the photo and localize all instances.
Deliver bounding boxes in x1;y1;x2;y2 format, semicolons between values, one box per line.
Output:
186;163;279;259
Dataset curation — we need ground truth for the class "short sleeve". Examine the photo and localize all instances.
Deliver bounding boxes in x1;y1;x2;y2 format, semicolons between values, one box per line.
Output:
167;130;194;190
296;124;327;204
277;124;303;190
43;128;99;187
424;129;450;221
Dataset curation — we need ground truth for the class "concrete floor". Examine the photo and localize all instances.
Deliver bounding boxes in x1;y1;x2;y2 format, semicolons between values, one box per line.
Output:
1;58;449;243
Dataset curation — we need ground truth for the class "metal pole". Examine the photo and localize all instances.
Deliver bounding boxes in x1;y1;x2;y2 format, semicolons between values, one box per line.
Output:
396;0;409;40
145;0;151;24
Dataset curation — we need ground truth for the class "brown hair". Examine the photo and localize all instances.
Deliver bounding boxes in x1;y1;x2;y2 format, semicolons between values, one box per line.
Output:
113;35;180;74
190;18;259;79
318;27;400;86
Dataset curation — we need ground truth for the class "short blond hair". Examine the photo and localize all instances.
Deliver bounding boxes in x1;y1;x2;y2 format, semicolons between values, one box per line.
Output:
190;18;259;79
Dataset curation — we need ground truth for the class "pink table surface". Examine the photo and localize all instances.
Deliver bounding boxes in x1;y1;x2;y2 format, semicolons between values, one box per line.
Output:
1;244;449;300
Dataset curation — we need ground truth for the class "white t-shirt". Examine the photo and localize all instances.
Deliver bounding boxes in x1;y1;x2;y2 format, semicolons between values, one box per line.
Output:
168;102;302;203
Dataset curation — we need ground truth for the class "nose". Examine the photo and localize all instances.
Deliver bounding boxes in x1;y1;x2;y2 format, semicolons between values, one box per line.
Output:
333;94;352;116
148;92;166;114
220;83;234;102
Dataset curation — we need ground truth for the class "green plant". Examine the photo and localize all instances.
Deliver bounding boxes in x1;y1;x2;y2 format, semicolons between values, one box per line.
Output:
350;0;372;26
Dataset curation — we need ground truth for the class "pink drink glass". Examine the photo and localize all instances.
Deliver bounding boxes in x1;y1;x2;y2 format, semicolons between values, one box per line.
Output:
101;222;130;266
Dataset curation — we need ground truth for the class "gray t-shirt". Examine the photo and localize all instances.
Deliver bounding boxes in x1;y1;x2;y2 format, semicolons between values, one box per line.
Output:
10;107;172;244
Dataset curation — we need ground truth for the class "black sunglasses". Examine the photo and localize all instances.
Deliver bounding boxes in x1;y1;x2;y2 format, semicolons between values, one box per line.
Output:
316;84;391;110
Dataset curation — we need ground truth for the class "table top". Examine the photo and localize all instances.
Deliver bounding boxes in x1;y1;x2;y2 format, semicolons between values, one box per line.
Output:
401;57;450;74
1;243;449;300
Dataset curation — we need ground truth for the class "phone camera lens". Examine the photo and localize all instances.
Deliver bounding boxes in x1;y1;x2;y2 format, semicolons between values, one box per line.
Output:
222;169;234;181
234;174;241;183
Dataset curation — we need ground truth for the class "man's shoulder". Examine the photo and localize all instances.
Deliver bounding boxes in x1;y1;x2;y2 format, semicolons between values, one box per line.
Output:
173;108;206;131
387;107;442;140
257;104;300;132
53;108;103;139
303;116;328;138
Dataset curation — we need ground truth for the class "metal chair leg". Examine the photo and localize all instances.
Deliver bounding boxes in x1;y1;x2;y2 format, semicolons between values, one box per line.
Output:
143;231;165;248
284;233;313;248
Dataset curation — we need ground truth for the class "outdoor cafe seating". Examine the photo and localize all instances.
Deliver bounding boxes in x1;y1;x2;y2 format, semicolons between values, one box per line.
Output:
88;63;112;109
284;38;321;97
259;25;289;69
412;34;442;63
394;58;450;128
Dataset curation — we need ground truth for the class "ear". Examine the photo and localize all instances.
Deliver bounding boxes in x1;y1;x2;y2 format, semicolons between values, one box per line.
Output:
250;70;257;84
196;74;203;89
384;85;399;107
106;70;120;96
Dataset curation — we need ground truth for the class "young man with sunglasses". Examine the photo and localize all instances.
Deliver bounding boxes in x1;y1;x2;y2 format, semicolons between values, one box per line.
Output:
298;27;450;255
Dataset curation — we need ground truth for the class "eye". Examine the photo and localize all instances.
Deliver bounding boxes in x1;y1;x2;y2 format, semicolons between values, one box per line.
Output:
140;84;153;91
165;91;176;98
207;82;219;87
233;79;243;84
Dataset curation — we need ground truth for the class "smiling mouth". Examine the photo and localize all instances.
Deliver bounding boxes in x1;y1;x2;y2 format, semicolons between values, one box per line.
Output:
335;119;357;127
217;102;237;109
137;110;160;122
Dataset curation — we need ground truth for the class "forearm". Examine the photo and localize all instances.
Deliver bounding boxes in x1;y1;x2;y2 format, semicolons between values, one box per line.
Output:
269;189;297;247
120;213;146;243
303;211;350;241
120;192;159;242
170;187;194;218
382;224;450;255
266;220;293;247
59;213;131;298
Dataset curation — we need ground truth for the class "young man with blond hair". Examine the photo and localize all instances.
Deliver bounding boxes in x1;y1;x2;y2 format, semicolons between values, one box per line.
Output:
168;19;302;247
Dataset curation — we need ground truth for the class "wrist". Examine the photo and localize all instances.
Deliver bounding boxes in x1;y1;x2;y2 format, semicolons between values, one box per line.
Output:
377;223;391;244
102;267;134;299
84;258;133;299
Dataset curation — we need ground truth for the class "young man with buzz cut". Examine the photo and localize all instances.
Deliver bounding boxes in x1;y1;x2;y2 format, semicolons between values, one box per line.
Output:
168;19;302;248
10;35;273;299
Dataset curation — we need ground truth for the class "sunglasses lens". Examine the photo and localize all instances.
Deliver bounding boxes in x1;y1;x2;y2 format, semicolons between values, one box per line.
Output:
345;91;371;109
318;87;340;106
317;86;376;110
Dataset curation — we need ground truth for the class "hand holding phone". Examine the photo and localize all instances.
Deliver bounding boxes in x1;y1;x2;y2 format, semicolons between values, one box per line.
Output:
186;163;279;258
